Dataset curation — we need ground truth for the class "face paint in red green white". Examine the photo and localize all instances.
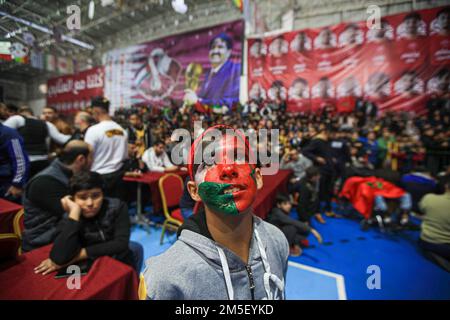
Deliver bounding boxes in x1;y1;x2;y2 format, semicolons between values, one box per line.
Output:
195;134;257;216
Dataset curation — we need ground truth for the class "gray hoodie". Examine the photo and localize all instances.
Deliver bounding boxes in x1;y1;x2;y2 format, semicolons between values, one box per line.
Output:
143;213;289;300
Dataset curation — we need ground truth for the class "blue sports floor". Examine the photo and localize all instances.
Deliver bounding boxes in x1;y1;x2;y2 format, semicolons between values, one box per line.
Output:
130;206;450;300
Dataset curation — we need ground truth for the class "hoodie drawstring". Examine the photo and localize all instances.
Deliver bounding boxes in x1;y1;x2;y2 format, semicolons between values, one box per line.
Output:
254;229;285;300
215;229;285;300
216;246;235;300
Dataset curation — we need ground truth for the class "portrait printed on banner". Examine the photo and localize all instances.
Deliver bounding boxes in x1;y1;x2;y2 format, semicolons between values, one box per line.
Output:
314;27;337;50
396;12;427;40
394;70;425;95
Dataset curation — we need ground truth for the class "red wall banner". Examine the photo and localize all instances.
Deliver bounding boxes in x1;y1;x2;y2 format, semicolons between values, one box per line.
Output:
47;67;104;113
248;6;450;115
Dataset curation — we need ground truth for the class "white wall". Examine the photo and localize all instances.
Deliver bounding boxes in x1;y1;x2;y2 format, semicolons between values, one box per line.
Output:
28;98;47;116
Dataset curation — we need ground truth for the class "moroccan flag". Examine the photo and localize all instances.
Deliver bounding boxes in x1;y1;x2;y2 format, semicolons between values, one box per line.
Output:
232;0;243;12
339;176;405;219
193;101;210;113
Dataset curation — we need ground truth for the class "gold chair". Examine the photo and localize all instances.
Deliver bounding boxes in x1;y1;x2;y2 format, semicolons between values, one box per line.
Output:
12;209;24;255
158;173;185;245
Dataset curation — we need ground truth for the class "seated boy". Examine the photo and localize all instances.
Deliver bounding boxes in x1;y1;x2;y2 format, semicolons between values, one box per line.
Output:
34;171;143;275
267;194;322;257
142;125;289;300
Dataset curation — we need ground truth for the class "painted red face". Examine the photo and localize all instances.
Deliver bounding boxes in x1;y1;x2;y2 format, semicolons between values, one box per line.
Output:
195;134;257;215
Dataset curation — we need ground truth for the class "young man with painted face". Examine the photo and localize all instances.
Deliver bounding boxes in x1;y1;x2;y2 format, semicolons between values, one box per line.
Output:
184;33;241;108
142;125;289;300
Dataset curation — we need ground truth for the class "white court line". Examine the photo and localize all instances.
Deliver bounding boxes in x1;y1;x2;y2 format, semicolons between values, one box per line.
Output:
288;261;347;300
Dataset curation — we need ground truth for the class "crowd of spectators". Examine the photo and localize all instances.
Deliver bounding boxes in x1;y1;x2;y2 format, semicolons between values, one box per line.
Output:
1;93;449;272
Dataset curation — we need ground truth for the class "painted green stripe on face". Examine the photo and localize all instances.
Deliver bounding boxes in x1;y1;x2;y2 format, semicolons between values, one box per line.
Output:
249;166;256;183
198;181;239;216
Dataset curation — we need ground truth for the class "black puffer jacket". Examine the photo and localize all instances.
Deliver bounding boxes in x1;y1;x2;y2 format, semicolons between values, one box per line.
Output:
50;198;133;267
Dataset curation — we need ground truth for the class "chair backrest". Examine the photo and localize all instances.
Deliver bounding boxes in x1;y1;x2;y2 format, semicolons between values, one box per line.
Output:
158;173;184;219
12;209;24;255
13;209;24;238
0;233;20;261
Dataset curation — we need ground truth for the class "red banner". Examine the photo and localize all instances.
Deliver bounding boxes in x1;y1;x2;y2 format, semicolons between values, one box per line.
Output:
47;67;104;113
248;6;450;115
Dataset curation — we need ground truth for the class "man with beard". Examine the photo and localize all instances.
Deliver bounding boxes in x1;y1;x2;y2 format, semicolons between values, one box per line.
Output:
41;106;72;135
142;125;288;300
71;111;94;141
184;33;241;108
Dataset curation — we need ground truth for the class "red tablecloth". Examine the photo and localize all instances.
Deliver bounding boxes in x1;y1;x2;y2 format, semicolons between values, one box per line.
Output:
0;198;23;234
124;170;189;214
253;169;292;219
0;245;139;300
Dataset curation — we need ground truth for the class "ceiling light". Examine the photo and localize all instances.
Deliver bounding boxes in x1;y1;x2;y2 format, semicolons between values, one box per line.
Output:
172;0;187;14
0;10;94;50
88;1;95;20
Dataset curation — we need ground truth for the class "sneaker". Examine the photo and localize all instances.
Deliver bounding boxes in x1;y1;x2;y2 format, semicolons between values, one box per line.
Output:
400;216;409;226
289;245;302;257
325;211;343;218
361;219;370;231
315;213;326;224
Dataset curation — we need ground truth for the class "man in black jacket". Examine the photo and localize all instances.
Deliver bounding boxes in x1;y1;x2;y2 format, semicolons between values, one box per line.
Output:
3;106;71;178
302;127;338;218
22;140;93;252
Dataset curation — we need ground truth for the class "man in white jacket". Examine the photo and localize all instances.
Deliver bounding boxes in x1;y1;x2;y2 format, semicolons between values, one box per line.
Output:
141;139;179;173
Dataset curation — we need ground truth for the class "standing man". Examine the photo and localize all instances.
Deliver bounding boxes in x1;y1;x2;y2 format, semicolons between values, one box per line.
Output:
3;106;71;178
0;122;30;203
126;112;152;159
71;111;94;141
84;97;128;199
302;127;338;218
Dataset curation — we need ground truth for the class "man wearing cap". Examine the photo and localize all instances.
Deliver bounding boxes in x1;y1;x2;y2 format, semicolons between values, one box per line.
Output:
184;33;241;108
142;125;288;300
84;97;128;199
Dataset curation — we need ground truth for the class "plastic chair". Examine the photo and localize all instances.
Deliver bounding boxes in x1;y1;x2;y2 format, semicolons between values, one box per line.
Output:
158;173;184;244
